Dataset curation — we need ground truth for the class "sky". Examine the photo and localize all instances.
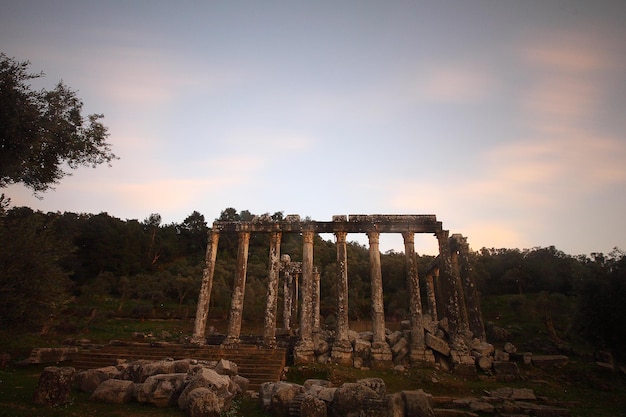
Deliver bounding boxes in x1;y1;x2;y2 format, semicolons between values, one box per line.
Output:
2;1;626;256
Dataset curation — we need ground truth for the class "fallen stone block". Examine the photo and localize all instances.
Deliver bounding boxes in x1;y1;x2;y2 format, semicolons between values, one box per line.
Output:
18;347;78;365
493;361;520;382
425;333;451;356
91;379;135;404
33;366;75;407
136;373;187;407
532;355;569;368
403;389;435;417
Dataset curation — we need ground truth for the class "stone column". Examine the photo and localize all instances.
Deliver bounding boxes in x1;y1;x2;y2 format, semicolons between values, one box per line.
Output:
263;231;282;348
223;231;251;346
449;243;470;332
452;234;486;341
331;231;353;365
425;269;438;321
282;258;293;330
436;230;466;352
368;231;392;367
292;272;299;325
191;229;220;344
312;270;321;332
294;230;315;363
403;231;426;362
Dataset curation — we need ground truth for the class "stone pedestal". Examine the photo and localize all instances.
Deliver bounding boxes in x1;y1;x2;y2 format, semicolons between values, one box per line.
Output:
294;340;316;364
409;346;427;363
370;342;393;370
331;340;353;366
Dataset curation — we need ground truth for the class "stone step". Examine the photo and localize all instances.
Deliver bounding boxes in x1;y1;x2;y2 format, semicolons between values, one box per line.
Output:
69;343;286;391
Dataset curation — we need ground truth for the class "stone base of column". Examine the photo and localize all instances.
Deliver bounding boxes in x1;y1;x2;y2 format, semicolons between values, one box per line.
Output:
262;337;277;349
370;342;393;370
331;340;353;366
294;340;316;365
188;335;206;346
221;336;240;348
450;350;476;365
409;345;425;363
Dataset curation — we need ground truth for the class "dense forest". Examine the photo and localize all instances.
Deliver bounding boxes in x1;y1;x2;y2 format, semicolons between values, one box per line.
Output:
1;205;625;357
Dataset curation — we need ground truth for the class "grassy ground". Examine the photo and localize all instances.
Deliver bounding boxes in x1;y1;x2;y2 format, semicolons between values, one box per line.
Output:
1;293;625;416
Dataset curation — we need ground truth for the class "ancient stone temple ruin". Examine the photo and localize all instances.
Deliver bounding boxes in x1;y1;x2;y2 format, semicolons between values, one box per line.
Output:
191;214;485;369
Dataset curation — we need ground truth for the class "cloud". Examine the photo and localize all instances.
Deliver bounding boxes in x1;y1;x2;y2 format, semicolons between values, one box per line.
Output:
414;65;498;104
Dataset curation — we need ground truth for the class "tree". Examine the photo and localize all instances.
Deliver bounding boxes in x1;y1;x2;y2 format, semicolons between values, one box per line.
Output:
0;53;117;193
0;207;73;331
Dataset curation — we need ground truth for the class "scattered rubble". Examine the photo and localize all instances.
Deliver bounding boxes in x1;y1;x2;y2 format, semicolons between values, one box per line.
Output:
260;378;571;417
60;358;247;416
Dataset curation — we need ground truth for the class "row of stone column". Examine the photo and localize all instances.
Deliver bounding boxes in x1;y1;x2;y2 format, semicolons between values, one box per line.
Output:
191;227;484;366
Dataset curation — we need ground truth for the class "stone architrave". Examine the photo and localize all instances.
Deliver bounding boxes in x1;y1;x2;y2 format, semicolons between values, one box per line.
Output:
295;229;315;363
192;230;220;343
223;231;251;346
368;231;392;366
263;231;282;347
331;230;353;365
403;232;426;362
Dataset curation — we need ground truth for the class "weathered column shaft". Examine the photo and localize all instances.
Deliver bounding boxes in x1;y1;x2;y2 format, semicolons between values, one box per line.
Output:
453;234;486;341
263;231;282;347
425;270;438;320
192;230;220;343
299;230;315;342
403;232;425;354
224;231;251;345
436;230;464;347
368;231;386;345
331;230;353;365
312;271;321;332
283;270;293;330
335;231;350;344
450;247;470;331
292;273;299;325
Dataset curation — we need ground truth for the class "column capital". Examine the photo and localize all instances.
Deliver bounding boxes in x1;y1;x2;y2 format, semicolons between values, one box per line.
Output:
335;230;348;242
435;229;449;241
367;231;380;244
402;231;415;244
302;230;315;244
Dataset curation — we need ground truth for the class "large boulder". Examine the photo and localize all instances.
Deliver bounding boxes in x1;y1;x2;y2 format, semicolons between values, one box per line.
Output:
300;394;328;417
90;379;135;404
330;380;385;417
178;367;234;412
136;373;187;407
33;366;76;407
402;389;435;417
185;387;222;417
117;359;154;382
260;381;305;417
214;358;238;376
